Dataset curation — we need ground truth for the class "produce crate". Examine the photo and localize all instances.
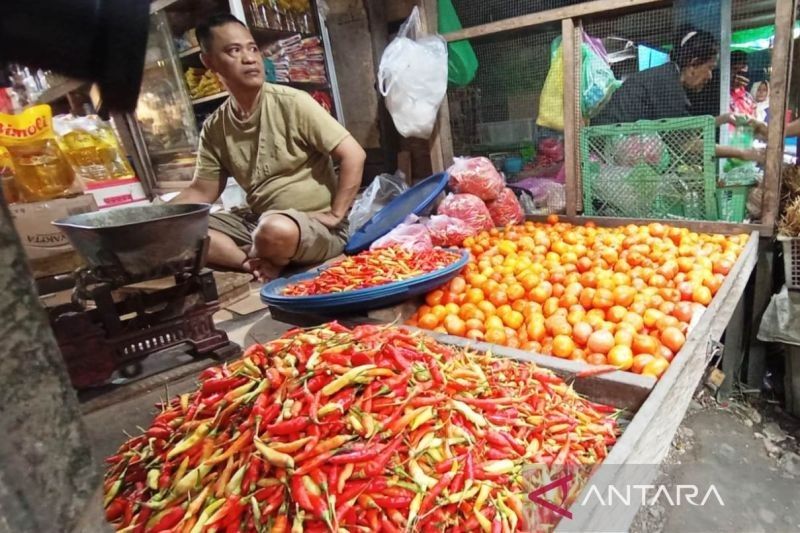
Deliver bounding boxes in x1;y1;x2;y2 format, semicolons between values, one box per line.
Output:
580;116;716;220
716;184;751;223
779;235;800;290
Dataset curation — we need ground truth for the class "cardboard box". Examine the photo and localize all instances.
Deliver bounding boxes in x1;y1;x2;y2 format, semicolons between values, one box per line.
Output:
10;194;97;260
83;177;147;209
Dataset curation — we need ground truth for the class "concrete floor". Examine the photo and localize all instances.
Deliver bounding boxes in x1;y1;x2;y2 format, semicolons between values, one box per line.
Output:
84;312;800;532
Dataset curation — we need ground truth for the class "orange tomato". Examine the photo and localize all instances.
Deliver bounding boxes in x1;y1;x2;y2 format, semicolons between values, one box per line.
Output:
608;345;634;370
477;300;497;317
614;329;634;347
465;287;485;304
425;290;444;307
507;283;526;301
673;301;694;323
430;305;447;320
418;313;439;330
466;329;485;341
643;308;664;329
503;310;525;330
631;353;655;374
660;326;685;353
485;328;507;345
545;315;572;337
642;357;669;378
587;329;615;354
552;335;576;358
586;353;608;366
547;214;559;224
450;276;467;294
443;315;466;337
573;322;593;346
621;312;644;332
692;285;712;306
526;320;546;342
465;318;486;333
632;334;659;355
606;305;627;323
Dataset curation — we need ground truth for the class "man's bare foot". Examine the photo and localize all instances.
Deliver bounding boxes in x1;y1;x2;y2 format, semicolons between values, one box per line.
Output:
243;257;282;282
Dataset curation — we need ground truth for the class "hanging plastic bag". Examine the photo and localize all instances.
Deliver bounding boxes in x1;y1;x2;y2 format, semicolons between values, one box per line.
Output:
487;187;525;226
537;38;565;132
437;193;494;232
438;0;478;86
425;214;475;247
378;7;448;139
581;37;620;118
447;156;504;201
347;171;408;235
370;215;433;252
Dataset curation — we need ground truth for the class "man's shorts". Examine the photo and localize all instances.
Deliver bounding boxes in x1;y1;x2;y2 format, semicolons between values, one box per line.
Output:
208;208;348;264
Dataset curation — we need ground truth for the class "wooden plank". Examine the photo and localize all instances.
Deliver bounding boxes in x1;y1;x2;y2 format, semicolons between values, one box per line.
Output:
562;231;759;532
527;213;772;236
442;0;668;43
562;18;579;216
761;0;797;228
385;0;417;23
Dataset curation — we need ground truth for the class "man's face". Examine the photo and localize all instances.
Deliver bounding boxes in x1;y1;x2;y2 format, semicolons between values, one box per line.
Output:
684;58;716;92
201;23;264;90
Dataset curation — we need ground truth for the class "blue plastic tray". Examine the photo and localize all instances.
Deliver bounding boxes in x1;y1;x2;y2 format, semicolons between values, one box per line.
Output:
261;249;469;314
344;172;449;255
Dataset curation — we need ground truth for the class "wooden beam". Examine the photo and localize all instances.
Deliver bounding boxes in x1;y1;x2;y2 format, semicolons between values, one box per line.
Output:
761;0;797;229
527;214;773;236
442;0;668;43
562;18;579;216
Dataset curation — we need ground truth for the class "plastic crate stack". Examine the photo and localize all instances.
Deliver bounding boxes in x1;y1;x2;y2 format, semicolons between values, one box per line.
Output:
580;116;717;221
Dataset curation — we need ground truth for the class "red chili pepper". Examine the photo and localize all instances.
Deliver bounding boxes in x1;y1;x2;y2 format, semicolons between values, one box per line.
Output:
149;506;184;532
380;517;402;533
420;471;454;515
365;435;403;476
328;447;380;465
202;376;248;395
290;475;314;513
465;451;475;482
241;455;260;494
104;498;126;522
266;416;309;436
293;450;337;477
371;494;412;509
145;425;172;440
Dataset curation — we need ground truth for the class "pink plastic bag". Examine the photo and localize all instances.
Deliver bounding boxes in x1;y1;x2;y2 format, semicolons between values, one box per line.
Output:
370;215;433;252
447;156;504;201
425;214;475;247
437;193;494;232
487;187;524;226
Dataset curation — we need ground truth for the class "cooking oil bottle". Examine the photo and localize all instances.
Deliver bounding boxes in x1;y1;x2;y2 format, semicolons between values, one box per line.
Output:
0;146;19;203
0;105;76;201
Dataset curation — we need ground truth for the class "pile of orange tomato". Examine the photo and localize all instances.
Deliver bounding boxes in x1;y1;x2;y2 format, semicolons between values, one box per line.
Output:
409;216;747;378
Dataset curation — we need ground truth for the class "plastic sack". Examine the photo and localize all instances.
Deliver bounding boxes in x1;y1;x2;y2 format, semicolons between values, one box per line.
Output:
447;156;504;201
487;187;525;226
537;38;565;132
581;43;620;118
347;171;408;235
437;193;494;232
370;214;433;252
438;0;478;86
425;214;475;247
378;7;448;139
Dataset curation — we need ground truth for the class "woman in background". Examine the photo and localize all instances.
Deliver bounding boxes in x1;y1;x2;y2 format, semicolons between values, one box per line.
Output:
751;81;770;123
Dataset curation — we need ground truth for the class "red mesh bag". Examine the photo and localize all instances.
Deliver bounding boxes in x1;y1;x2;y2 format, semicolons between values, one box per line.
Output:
447;157;504;201
487;187;525;226
437;193;494;232
425;215;475;247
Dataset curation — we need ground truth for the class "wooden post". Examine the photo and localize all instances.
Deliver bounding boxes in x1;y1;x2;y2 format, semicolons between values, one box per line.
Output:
562;18;579;216
418;0;453;173
761;0;797;228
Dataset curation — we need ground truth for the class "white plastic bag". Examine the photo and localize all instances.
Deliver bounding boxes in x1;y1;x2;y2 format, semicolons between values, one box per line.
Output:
347;171;408;235
378;7;448;139
370;215;433;252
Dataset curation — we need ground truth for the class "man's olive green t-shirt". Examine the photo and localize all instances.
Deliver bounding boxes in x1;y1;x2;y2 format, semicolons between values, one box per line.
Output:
194;83;350;214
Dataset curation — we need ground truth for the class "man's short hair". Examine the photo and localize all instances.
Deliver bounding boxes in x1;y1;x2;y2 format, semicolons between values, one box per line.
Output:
196;14;247;52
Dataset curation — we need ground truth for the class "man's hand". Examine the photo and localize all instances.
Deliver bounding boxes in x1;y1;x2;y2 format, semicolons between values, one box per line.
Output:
311;210;344;229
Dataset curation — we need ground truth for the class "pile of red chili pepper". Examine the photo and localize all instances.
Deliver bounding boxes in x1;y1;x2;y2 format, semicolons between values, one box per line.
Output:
283;247;461;296
104;323;620;532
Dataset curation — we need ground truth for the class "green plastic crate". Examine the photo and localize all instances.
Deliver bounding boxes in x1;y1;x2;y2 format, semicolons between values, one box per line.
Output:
716;185;752;223
580;116;717;220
